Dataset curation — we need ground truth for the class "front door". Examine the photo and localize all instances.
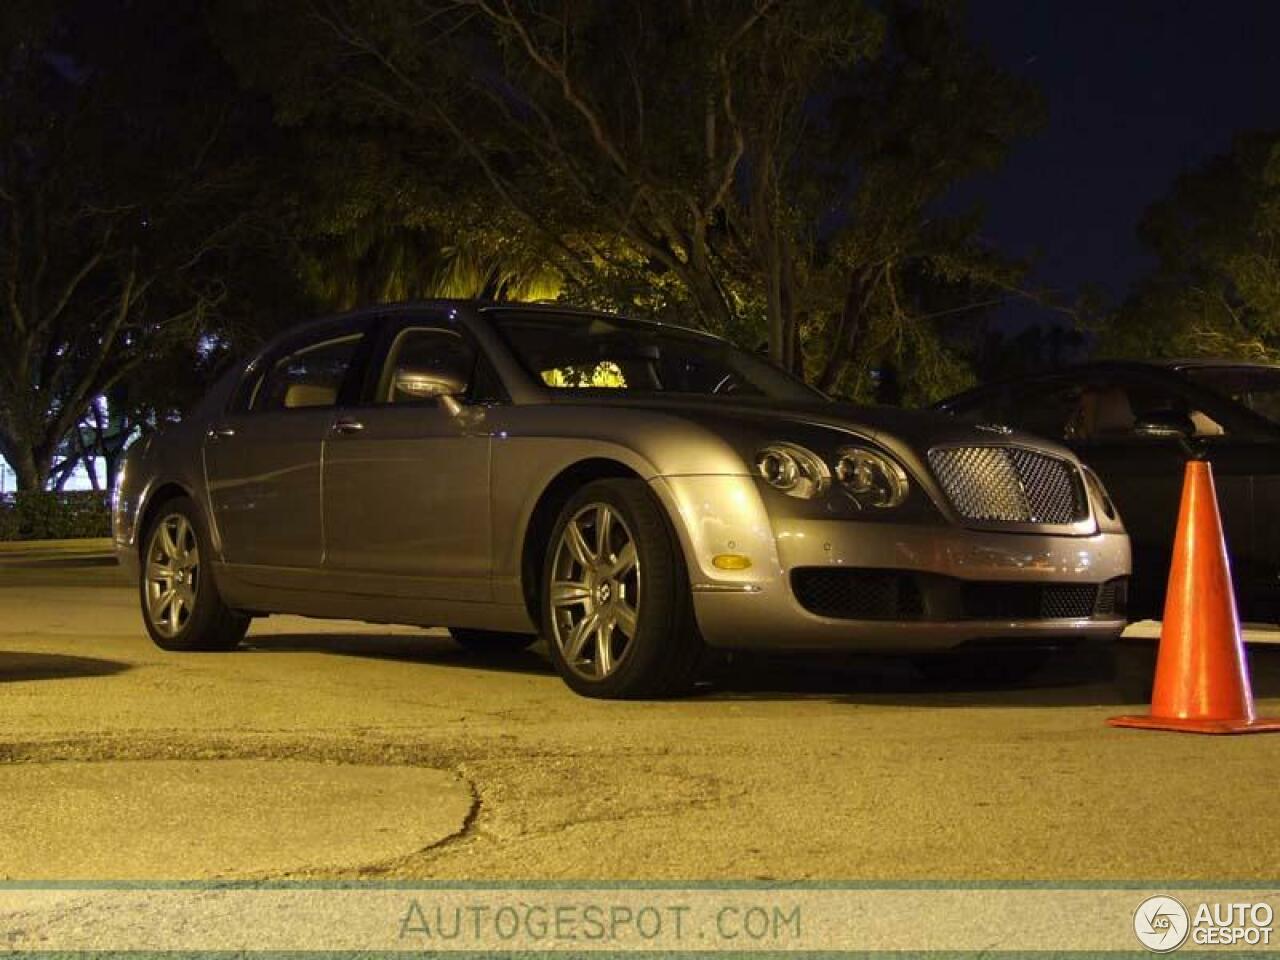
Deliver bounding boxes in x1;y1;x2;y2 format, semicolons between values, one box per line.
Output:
321;320;496;601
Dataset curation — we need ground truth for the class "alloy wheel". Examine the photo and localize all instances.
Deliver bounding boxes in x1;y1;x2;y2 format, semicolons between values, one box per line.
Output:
549;502;640;680
144;513;200;638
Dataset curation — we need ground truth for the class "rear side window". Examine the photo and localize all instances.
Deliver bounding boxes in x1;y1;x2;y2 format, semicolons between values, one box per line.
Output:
253;335;363;411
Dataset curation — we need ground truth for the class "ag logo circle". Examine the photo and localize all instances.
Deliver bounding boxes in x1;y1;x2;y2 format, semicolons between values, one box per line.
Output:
1134;895;1190;952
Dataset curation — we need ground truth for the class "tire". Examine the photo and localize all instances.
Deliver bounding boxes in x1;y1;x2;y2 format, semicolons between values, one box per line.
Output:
139;495;249;652
449;628;537;652
912;647;1052;688
541;478;703;699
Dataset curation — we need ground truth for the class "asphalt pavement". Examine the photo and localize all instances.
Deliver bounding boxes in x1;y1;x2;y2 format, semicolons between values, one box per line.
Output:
2;539;1279;881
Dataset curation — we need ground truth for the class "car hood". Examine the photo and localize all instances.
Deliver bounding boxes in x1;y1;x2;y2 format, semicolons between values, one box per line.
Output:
549;394;1069;459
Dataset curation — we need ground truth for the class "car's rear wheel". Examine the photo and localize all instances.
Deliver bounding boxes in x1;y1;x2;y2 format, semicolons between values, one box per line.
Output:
541;479;702;699
448;628;537;652
140;496;249;651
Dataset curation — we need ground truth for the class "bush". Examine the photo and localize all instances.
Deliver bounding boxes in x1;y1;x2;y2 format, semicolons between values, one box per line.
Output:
0;491;113;541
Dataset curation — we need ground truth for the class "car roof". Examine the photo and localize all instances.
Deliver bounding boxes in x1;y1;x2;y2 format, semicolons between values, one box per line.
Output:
1153;357;1280;372
476;301;724;341
941;358;1280;403
265;299;725;349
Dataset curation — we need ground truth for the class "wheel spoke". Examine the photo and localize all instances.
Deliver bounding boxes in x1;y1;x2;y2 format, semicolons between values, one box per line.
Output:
149;587;174;625
607;542;636;578
595;621;615;676
564;519;595;567
551;580;592;607
563;610;599;662
595;506;614;558
147;561;175;583
166;594;183;630
159;520;180;561
177;528;197;566
614;601;637;639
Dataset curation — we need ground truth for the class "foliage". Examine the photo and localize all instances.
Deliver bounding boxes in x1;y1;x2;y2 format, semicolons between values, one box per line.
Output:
279;132;563;309
0;490;111;540
0;0;300;490
1101;130;1280;361
802;0;1043;400
0;0;1047;500
216;0;1038;400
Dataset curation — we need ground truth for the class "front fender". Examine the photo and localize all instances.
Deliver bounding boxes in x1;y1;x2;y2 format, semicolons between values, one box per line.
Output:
648;474;784;591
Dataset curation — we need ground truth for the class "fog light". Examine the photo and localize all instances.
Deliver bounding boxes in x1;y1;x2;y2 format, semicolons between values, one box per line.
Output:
712;554;752;570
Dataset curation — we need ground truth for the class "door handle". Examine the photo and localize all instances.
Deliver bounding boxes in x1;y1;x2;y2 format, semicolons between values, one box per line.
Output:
206;425;236;440
332;417;365;435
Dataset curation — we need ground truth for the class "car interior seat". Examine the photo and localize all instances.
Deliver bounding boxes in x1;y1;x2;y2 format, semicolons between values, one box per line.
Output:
1070;386;1136;439
284;383;338;408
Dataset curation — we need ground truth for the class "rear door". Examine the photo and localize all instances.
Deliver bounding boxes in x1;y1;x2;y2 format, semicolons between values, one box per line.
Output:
204;321;370;575
321;314;501;601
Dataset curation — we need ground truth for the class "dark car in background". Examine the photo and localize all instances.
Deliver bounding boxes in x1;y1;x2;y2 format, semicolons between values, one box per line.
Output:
937;360;1280;621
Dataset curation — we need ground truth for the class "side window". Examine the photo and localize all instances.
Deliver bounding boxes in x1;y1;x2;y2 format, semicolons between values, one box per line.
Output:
253;335;362;411
1065;379;1227;442
1012;382;1087;440
968;381;1084;441
379;327;478;404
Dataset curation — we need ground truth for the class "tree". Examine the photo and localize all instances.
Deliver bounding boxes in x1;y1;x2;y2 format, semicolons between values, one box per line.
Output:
221;0;1038;400
802;0;1042;400
1102;130;1280;361
283;131;563;309
217;0;885;365
0;0;284;490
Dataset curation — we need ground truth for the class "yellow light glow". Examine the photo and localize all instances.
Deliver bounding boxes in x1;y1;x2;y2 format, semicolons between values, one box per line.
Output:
712;554;752;570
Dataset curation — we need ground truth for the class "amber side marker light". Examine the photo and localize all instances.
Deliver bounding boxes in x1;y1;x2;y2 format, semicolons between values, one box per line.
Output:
712;554;752;570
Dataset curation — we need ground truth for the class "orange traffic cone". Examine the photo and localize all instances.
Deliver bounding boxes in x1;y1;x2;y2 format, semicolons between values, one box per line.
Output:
1109;459;1280;734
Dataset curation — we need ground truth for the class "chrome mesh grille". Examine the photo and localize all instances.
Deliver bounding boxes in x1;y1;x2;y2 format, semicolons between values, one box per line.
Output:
927;446;1087;525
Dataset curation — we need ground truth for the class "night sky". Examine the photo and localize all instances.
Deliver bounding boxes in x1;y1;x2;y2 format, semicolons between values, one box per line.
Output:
963;0;1280;321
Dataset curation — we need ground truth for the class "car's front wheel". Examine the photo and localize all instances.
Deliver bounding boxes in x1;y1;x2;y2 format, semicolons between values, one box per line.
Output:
541;479;702;699
140;496;249;651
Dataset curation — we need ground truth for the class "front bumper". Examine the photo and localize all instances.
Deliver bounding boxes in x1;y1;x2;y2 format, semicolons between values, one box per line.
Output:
651;475;1131;652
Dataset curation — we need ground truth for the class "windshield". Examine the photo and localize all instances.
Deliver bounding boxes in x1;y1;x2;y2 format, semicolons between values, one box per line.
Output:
1180;365;1280;424
489;312;826;403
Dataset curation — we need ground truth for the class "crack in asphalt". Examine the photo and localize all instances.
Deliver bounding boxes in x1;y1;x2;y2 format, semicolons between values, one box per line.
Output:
349;763;488;879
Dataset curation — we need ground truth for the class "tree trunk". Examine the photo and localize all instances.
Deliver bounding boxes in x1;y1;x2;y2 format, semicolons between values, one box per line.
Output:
8;450;46;492
818;265;878;393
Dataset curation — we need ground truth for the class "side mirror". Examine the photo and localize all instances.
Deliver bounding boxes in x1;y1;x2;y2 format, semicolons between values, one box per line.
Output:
391;366;467;415
1134;409;1195;439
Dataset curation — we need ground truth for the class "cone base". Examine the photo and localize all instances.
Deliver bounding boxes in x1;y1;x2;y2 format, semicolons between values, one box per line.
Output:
1108;714;1280;735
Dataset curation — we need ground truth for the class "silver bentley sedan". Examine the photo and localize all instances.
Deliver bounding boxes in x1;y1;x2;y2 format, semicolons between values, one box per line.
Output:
113;301;1131;698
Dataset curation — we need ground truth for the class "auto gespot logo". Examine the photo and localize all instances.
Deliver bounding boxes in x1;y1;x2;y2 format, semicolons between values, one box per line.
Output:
1134;895;1275;952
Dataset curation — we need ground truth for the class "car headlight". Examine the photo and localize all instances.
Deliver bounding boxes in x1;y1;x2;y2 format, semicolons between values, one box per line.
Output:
834;446;909;508
754;443;831;499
